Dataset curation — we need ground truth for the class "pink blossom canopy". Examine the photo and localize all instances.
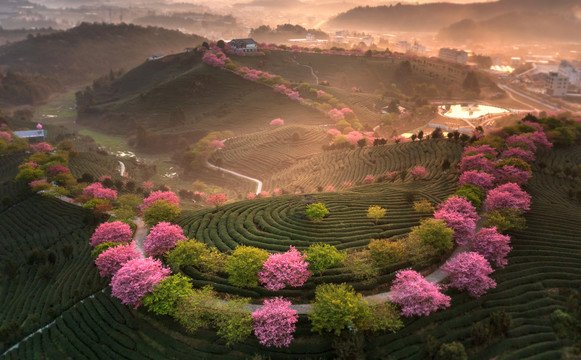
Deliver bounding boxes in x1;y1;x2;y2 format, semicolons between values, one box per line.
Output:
110;258;171;308
258;246;311;291
90;221;133;247
252;297;298;348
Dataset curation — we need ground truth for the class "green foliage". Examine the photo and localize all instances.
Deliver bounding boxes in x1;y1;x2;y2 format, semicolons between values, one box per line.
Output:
413;199;435;214
15;167;44;183
143;201;181;227
118;193;143;210
495;158;532;174
306;202;329;222
142;274;194;316
167;239;225;274
483;208;526;233
175;286;217;333
473;135;505;151
82;198;109;209
455;184;486;211
365;302;404;333
368;239;406;266
367;205;387;224
471;321;491;346
90;241;122;259
225;245;269;288
309;283;371;335
343;250;379;280
214;298;253;346
489;310;512;336
437;342;467;360
306;243;346;275
409;218;454;255
551;309;576;338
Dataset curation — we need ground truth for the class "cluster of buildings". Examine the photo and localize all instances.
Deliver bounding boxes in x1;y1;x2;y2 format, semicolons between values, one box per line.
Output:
438;48;468;65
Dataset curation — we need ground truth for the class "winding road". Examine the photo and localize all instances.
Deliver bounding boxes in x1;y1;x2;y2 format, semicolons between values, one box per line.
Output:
206;160;263;194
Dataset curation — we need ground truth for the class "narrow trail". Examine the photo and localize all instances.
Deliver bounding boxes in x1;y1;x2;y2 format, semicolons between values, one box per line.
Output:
206;160;263;194
291;57;319;85
133;218;148;257
1;289;107;357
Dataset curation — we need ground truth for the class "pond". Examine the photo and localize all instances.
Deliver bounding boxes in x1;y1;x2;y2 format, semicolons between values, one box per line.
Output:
440;104;509;119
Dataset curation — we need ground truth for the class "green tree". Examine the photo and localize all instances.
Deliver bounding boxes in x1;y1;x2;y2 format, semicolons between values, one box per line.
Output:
455;184;486;211
167;239;225;273
142;274;194;316
306;203;329;222
413;199;435;214
343;250;379;280
309;283;371;335
15;167;44;183
483;209;526;233
409;218;454;255
367;205;387;225
437;342;467;360
143;201;181;227
368;239;406;266
214;298;253;345
306;243;346;275
225;245;269;288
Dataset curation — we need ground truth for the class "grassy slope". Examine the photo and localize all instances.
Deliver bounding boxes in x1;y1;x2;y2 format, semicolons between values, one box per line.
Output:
81;52;332;136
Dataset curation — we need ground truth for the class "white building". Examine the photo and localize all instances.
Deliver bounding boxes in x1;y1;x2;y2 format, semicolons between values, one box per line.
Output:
546;72;569;97
395;41;411;53
228;38;258;53
558;60;580;87
438;48;468;65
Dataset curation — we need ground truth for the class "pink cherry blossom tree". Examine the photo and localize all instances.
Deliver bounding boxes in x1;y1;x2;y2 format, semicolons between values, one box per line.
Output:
364;174;375;184
441;252;497;297
458;170;495;190
462;145;498;158
142;181;154;191
270;118;284;126
205;193;227;207
252;297;298;348
83;182;118;200
386;171;398;181
528;131;553;149
471;227;512;268
45;164;69;177
485;183;531;212
142;191;180;210
95;243;141;278
258;246;311;291
246;192;257;200
144;222;187;256
493;165;532;186
0;131;12;142
110;258;171;308
437;196;479;223
411;166;427;180
327;129;341;138
209;139;225;150
30;142;53;153
505;135;537;152
434;196;479;245
90;221;133;247
500;148;535;163
457;154;496;174
389;269;451;317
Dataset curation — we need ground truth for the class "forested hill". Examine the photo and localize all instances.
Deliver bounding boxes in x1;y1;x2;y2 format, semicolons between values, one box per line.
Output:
327;0;579;33
0;23;205;106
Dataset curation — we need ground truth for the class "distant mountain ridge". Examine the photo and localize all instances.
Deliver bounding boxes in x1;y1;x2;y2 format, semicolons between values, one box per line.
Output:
328;0;580;34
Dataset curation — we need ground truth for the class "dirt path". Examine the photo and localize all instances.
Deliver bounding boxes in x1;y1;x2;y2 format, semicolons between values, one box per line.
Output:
206;160;263;194
133;218;147;257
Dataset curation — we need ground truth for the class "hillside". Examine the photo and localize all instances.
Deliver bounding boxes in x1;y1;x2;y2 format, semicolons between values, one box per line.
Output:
0;23;205;106
327;0;579;36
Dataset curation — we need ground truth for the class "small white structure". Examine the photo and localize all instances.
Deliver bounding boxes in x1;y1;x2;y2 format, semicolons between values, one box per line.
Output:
558;60;580;87
147;53;164;61
228;38;258;53
438;48;468;65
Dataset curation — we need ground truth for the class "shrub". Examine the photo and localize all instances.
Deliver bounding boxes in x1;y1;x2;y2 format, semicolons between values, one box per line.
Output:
489;310;512;336
94;242;141;278
368;239;406;266
471;227;511;268
441;252;496;298
226;245;269;288
90;241;122;259
309;283;371;335
367;205;387;224
483;208;526;233
110;258;171;308
455;184;486;211
143;200;181;227
305;202;329;222
409;219;454;255
437;342;467;360
215;298;253;345
144;222;186;257
471;321;491;346
389;269;451;317
252;297;298;348
411;166;428;180
306;243;345;275
90;221;133;247
15;167;44;183
142;190;180;209
493;165;532;186
457;154;495;174
142;274;194;316
413;200;435;214
343;250;379;280
83;182;117;200
167;239;225;273
258;246;311;291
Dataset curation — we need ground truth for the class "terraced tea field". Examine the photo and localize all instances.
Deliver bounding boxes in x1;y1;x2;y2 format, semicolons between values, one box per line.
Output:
262;139;463;192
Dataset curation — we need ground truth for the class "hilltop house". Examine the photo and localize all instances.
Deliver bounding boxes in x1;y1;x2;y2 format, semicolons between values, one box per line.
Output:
228;38;258;53
13;129;46;142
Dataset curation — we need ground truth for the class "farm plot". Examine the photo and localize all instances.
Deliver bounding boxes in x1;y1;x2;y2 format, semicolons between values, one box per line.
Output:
263;139;463;192
209;125;327;179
